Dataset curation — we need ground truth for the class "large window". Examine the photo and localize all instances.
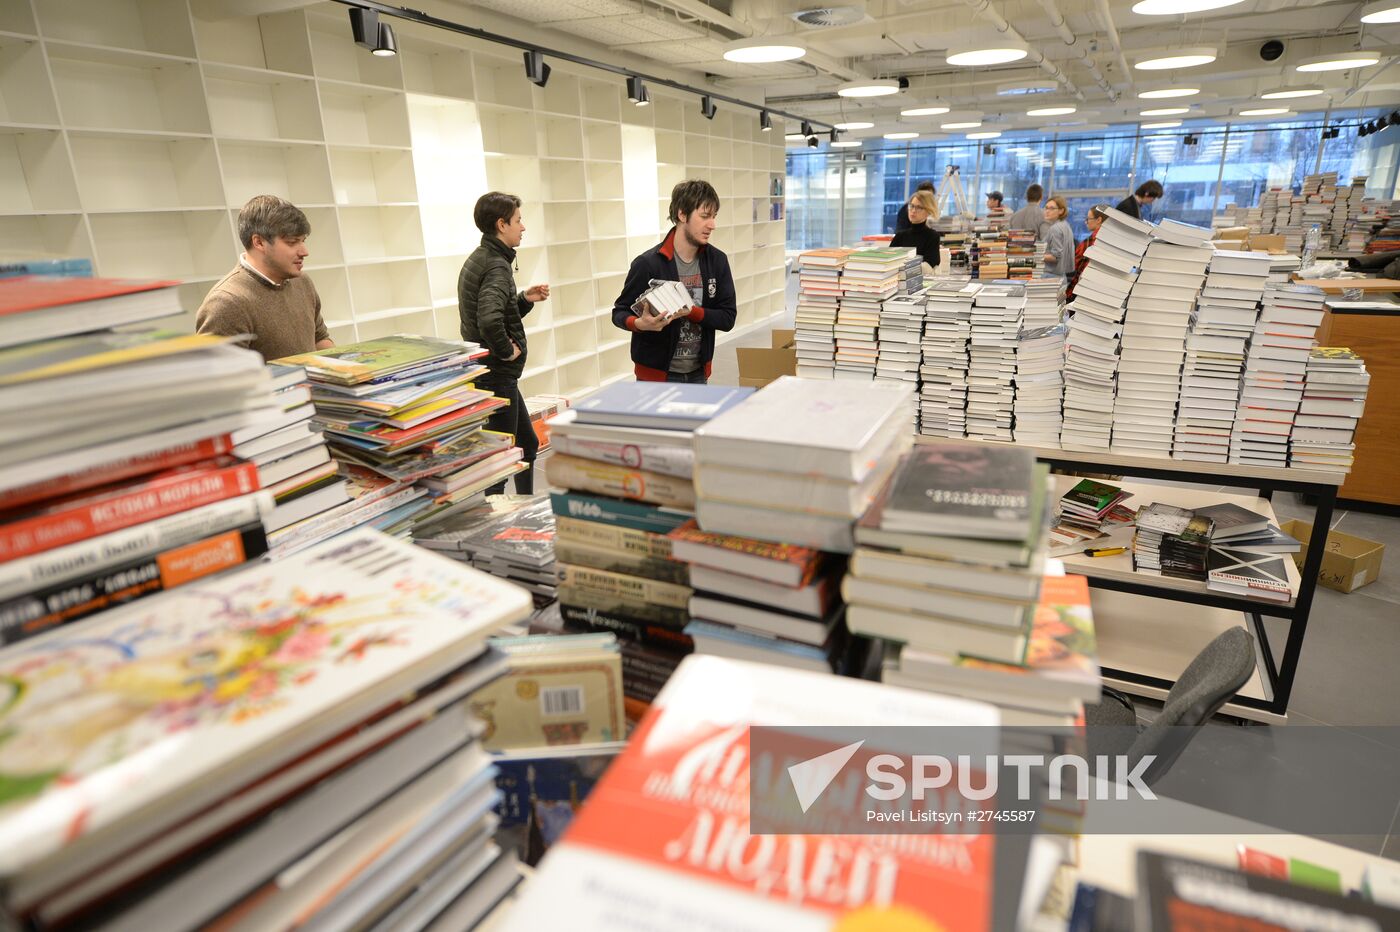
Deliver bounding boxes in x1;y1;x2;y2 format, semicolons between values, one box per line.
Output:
784;109;1400;252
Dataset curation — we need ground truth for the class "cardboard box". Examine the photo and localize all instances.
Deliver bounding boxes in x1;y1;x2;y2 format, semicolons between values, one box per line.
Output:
1249;233;1285;253
1280;518;1385;593
736;329;796;388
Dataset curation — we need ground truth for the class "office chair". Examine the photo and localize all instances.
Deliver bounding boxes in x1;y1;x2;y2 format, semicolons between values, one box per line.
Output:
1084;626;1256;787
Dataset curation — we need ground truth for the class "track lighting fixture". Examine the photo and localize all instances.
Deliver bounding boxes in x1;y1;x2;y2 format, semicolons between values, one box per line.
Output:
626;75;649;106
983;144;997;155
700;95;717;120
522;50;550;87
349;7;396;57
829;128;839;143
759;110;772;132
1183;133;1199;146
1390;111;1400;126
1359;123;1370;137
801;120;814;138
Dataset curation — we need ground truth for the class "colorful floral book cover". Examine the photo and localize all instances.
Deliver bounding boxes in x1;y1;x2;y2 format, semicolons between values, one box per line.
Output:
667;520;822;581
0;530;531;878
275;335;467;384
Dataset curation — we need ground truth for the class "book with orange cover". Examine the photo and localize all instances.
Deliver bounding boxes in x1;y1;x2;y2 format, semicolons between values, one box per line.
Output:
667;520;824;587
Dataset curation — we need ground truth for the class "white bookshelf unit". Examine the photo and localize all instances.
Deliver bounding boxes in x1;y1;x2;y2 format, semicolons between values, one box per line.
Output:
1;0;789;399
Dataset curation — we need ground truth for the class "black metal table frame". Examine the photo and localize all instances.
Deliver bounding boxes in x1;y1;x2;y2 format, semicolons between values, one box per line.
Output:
1037;452;1338;718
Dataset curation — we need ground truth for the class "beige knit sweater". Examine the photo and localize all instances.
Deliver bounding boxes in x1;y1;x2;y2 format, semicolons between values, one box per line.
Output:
195;263;330;362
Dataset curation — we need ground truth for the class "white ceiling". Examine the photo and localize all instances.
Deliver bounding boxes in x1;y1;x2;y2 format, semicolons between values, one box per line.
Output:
445;0;1400;135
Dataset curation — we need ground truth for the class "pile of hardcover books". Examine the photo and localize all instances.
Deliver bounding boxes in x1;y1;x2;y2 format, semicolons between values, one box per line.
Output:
1049;478;1135;552
1229;276;1318;467
280;334;524;544
1202;502;1298;602
1133;503;1213;580
875;290;925;390
793;248;850;379
966;283;1024;442
0;276;286;643
1012;322;1067;447
544;382;752;719
1290;345;1371;473
837;248;906;380
524;393;572;453
918;279;979;438
1006;228;1038;279
1062;207;1153;453
415;494;559;606
0;531;532;930
975;230;1009;279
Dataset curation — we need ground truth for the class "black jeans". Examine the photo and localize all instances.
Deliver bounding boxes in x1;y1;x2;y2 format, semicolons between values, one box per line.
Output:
483;376;537;495
665;369;707;384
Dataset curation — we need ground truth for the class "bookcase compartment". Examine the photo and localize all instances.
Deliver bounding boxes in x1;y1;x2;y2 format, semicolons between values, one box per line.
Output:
329;146;417;205
36;0;197;58
48;46;209;134
297;207;343;267
541;116;583;160
69;132;223;211
192;9;314;75
557;352;601;396
219;139;333;206
538;71;580;116
400;39;473;98
0;213;91;262
593;272;626;312
548;243;591;284
204;69;322;142
319;86;410;148
514;245;548;287
312;265;353;328
89;209;233;280
346;258;430;319
655;130;684;165
0;37;58;125
543;202;588;244
0;129;79;212
590;237;628;277
540;159;587;202
474;55;533;109
586;162;623;202
479;107;536;157
580;79;620;123
684;133;708;169
338;205;424;263
308;17;402;89
584;123;621;162
550;281;595;324
427;253;466;306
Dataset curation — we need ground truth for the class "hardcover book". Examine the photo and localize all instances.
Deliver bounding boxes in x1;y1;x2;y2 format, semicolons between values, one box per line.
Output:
880;443;1034;540
470;634;625;750
667;520;823;588
573;383;754;432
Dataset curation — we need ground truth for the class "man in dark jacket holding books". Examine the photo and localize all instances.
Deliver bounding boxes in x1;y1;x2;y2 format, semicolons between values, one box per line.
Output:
459;191;549;493
612;180;737;383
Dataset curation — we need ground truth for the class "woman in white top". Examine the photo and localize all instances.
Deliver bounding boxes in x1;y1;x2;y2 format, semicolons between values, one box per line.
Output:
1041;194;1076;280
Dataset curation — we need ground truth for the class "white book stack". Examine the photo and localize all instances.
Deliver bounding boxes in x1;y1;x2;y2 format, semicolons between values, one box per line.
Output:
1290;345;1370;473
794;249;849;379
1061;207;1153;452
835;250;902;380
1111;219;1213;456
1267;254;1302;284
1023;277;1064;329
876;292;926;395
918;279;979;438
966;283;1025;442
1172;252;1264;463
1012;322;1067;447
1230;275;1317;467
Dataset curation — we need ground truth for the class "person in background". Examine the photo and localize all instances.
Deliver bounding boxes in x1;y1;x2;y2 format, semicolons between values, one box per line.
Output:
196;195;333;361
1116;179;1163;220
1068;204;1109;301
613;179;737;384
985;189;1008;229
458;191;550;494
895;180;936;232
986;191;1004;212
1041;195;1076;280
891;189;941;276
1009;183;1047;238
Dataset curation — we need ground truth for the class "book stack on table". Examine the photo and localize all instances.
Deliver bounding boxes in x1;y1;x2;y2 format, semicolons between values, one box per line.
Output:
793;248;850;379
1290;345;1371;473
0;277;286;644
0;531;533;930
875;290;926;393
918;279;979;439
1012;321;1068;447
1112;219;1214;456
1230;278;1321;467
414;494;559;606
1133;503;1213;580
1049;478;1136;554
836;248;906;380
899;247;925;293
1023;275;1064;328
967;283;1025;442
1201;501;1299;602
544;382;753;720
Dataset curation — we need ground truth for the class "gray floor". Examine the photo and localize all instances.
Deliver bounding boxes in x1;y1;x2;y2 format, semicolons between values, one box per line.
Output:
705;275;1400;860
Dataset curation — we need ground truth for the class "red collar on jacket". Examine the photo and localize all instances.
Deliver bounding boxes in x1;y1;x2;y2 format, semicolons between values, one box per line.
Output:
658;225;708;262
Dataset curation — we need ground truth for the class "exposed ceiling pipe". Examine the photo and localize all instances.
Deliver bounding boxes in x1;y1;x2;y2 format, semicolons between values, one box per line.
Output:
959;0;1086;101
1093;0;1134;89
1035;0;1118;101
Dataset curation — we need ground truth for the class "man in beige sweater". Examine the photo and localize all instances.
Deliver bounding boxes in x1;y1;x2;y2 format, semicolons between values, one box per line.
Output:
196;195;334;361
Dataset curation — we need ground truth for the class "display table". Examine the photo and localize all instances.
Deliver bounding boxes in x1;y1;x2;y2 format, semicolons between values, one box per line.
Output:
1316;301;1400;509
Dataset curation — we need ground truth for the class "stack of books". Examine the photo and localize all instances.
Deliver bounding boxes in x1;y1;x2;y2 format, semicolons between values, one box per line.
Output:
281;334;522;536
919;279;978;438
1267;253;1302;284
1012;322;1067;446
0;531;532;929
875;290;925;390
1133;503;1213;580
1023;276;1064;328
669;521;848;673
1290;346;1371;473
1049;478;1135;553
836;248;906;380
966;283;1024;441
546;382;752;718
793;248;850;379
692;376;912;554
524;392;571;453
1006;228;1038;279
1062;207;1153;452
1173;250;1267;462
1202;502;1299;602
415;494;559;606
941;229;972;275
1231;278;1320;467
1112;219;1214;456
848;442;1051;669
975;230;1009;279
899;247;925;293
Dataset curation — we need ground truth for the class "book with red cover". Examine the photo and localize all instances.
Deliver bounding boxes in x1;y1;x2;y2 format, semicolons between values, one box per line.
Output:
667;520;824;588
0;276;182;348
0;457;260;562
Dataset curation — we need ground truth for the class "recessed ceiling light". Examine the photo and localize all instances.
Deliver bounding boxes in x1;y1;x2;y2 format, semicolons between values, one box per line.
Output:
941;121;982;129
1238;107;1296;116
967;131;1002;139
1027;105;1077;116
834;121;874;130
830;140;862;147
722;39;806;63
1140;106;1191;116
1141;120;1183;129
883;131;920;139
900;105;951;116
1139;86;1201;99
838;79;900;97
997;79;1059;95
784;134;805;141
1260;84;1326;99
1296;51;1382;72
947;46;1028;66
1362;0;1400;22
1135;47;1218;70
1131;0;1244;14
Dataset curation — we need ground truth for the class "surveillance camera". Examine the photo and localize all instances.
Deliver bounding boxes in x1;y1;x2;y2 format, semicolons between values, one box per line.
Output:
1260;40;1285;62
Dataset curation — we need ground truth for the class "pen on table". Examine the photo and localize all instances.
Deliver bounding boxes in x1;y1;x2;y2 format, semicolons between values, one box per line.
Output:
1083;547;1126;557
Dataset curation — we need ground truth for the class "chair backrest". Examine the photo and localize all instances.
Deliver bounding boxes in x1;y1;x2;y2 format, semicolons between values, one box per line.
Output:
1128;627;1256;784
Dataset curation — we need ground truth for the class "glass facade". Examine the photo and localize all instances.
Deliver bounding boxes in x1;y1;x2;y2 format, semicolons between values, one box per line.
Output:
784;110;1400;251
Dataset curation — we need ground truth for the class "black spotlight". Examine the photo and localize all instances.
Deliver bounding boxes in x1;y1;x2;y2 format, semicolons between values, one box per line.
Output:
983;144;996;155
829;128;839;143
700;95;717;120
523;50;551;87
1183;133;1199;146
349;7;396;57
807;136;819;148
1358;123;1368;137
1390;110;1400;126
626;75;649;107
801;120;814;138
760;110;772;132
